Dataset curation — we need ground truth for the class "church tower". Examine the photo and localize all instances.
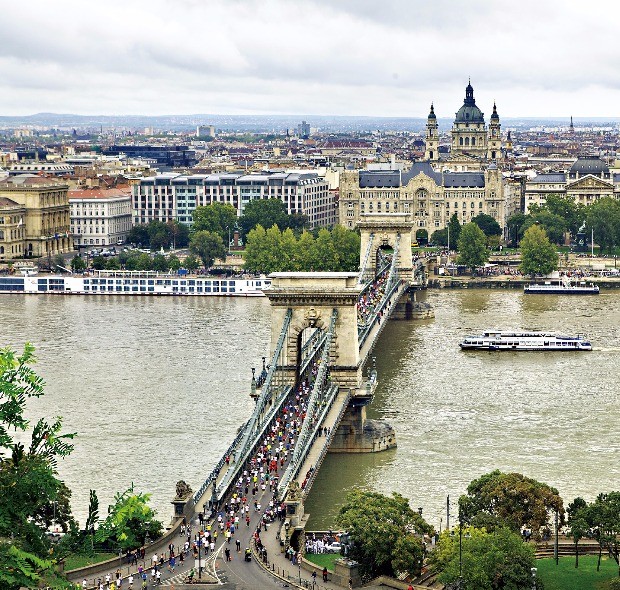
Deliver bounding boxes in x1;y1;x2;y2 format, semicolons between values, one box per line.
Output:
424;103;439;162
487;102;501;161
451;80;487;158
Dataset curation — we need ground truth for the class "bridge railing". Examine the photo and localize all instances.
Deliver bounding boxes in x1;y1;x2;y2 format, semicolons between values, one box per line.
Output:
358;233;402;348
357;232;374;286
300;386;351;499
210;308;292;500
278;309;338;497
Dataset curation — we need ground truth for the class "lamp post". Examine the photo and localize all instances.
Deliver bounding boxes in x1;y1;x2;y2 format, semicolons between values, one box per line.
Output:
197;537;202;580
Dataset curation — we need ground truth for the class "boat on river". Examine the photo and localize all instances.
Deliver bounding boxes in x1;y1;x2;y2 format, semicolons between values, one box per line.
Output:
460;331;592;351
0;271;270;297
524;276;599;295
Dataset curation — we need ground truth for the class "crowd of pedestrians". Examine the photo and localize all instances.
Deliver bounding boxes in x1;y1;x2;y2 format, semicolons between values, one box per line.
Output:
357;266;391;325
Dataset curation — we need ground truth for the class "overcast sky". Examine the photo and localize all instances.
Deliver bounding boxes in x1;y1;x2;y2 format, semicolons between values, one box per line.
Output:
1;0;619;118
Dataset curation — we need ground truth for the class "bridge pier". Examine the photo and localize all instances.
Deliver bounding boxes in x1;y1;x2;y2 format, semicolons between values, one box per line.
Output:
390;286;435;320
329;400;396;453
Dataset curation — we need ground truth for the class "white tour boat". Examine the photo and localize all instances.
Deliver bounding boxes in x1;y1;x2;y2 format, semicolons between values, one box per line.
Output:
460;331;592;351
524;275;599;295
0;271;271;297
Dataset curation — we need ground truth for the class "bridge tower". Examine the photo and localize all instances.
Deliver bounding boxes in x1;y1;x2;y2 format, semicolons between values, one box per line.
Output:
265;273;396;453
357;213;414;282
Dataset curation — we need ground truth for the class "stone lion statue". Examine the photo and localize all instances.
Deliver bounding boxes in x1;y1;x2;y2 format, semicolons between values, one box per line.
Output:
175;480;193;499
288;480;301;501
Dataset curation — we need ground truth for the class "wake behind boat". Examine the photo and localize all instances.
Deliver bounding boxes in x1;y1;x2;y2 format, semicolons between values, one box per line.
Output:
460;331;592;351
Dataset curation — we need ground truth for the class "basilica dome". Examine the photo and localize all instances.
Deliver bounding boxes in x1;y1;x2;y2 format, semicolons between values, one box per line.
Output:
454;82;485;123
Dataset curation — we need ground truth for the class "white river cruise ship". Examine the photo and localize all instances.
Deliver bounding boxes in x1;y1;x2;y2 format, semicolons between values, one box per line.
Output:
460;331;592;351
0;271;270;297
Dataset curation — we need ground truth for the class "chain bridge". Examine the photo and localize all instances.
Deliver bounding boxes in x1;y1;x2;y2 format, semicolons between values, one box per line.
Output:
184;213;427;551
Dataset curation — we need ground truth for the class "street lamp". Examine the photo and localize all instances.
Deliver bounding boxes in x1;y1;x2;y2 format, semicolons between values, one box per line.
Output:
197;537;202;580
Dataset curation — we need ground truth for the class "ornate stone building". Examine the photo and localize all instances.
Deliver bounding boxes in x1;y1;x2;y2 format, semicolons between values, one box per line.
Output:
524;156;617;213
339;162;504;235
0;175;71;258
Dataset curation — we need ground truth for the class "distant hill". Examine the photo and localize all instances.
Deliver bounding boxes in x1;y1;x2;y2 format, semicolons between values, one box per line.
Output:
0;113;618;133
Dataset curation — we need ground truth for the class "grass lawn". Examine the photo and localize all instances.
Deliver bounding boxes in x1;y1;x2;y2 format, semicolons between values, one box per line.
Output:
64;552;115;571
304;553;340;571
536;555;619;590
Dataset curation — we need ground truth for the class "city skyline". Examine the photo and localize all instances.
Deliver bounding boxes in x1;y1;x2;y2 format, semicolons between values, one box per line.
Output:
2;0;620;118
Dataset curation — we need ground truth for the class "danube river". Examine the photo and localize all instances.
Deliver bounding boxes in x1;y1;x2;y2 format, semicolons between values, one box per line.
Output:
1;290;618;530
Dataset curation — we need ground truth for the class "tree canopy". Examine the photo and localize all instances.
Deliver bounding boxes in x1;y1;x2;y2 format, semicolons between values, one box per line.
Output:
472;213;502;237
457;223;489;270
586;198;620;254
189;230;226;268
192;203;237;245
243;225;360;274
336;490;432;581
239;198;308;237
430;526;539;590
519;225;558;276
447;213;462;250
127;220;189;251
459;470;564;538
0;344;76;589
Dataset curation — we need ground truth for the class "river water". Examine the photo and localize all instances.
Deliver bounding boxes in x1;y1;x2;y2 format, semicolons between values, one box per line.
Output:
1;291;618;531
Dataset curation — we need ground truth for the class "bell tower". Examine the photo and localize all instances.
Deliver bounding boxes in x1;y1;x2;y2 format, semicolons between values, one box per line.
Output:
424;104;439;162
487;102;501;161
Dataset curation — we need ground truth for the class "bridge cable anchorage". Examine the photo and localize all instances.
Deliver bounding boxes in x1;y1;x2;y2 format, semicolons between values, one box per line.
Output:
358;233;403;348
214;308;293;499
278;308;339;498
357;232;375;286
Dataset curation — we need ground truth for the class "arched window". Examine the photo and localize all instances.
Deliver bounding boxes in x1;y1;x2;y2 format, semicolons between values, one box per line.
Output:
471;137;476;146
459;137;464;146
429;150;434;160
0;246;4;254
491;151;496;159
465;137;470;146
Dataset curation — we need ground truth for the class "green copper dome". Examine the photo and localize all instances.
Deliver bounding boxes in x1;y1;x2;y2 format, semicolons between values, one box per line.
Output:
454;81;484;124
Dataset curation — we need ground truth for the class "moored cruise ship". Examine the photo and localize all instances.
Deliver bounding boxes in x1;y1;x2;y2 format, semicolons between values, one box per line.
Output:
0;271;270;297
460;331;592;351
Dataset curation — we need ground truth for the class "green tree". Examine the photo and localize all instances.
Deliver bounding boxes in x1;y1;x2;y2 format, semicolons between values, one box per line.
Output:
166;220;189;248
534;194;585;236
95;485;163;551
105;257;120;270
243;225;268;274
279;228;298;271
182;254;200;271
472;213;502;237
520;225;558;277
430;228;448;247
0;344;76;587
457;223;489;271
91;256;106;270
52;254;66;272
589;492;620;576
430;526;538;590
70;255;86;273
127;225;150;247
152;254;169;272
167;254;181;271
294;231;316;271
239;199;290;237
134;253;153;271
448;213;462;250
192;203;237;244
521;211;567;244
459;470;564;539
507;212;527;245
336;490;432;581
189;231;226;268
586;198;620;255
311;228;339;271
331;225;361;271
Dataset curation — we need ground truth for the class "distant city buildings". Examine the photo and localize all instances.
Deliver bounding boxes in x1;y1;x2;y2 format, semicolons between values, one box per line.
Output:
132;171;335;229
69;188;132;247
196;125;216;138
102;145;197;169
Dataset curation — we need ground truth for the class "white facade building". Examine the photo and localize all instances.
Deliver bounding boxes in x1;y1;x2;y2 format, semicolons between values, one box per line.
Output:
69;189;132;247
132;171;335;229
